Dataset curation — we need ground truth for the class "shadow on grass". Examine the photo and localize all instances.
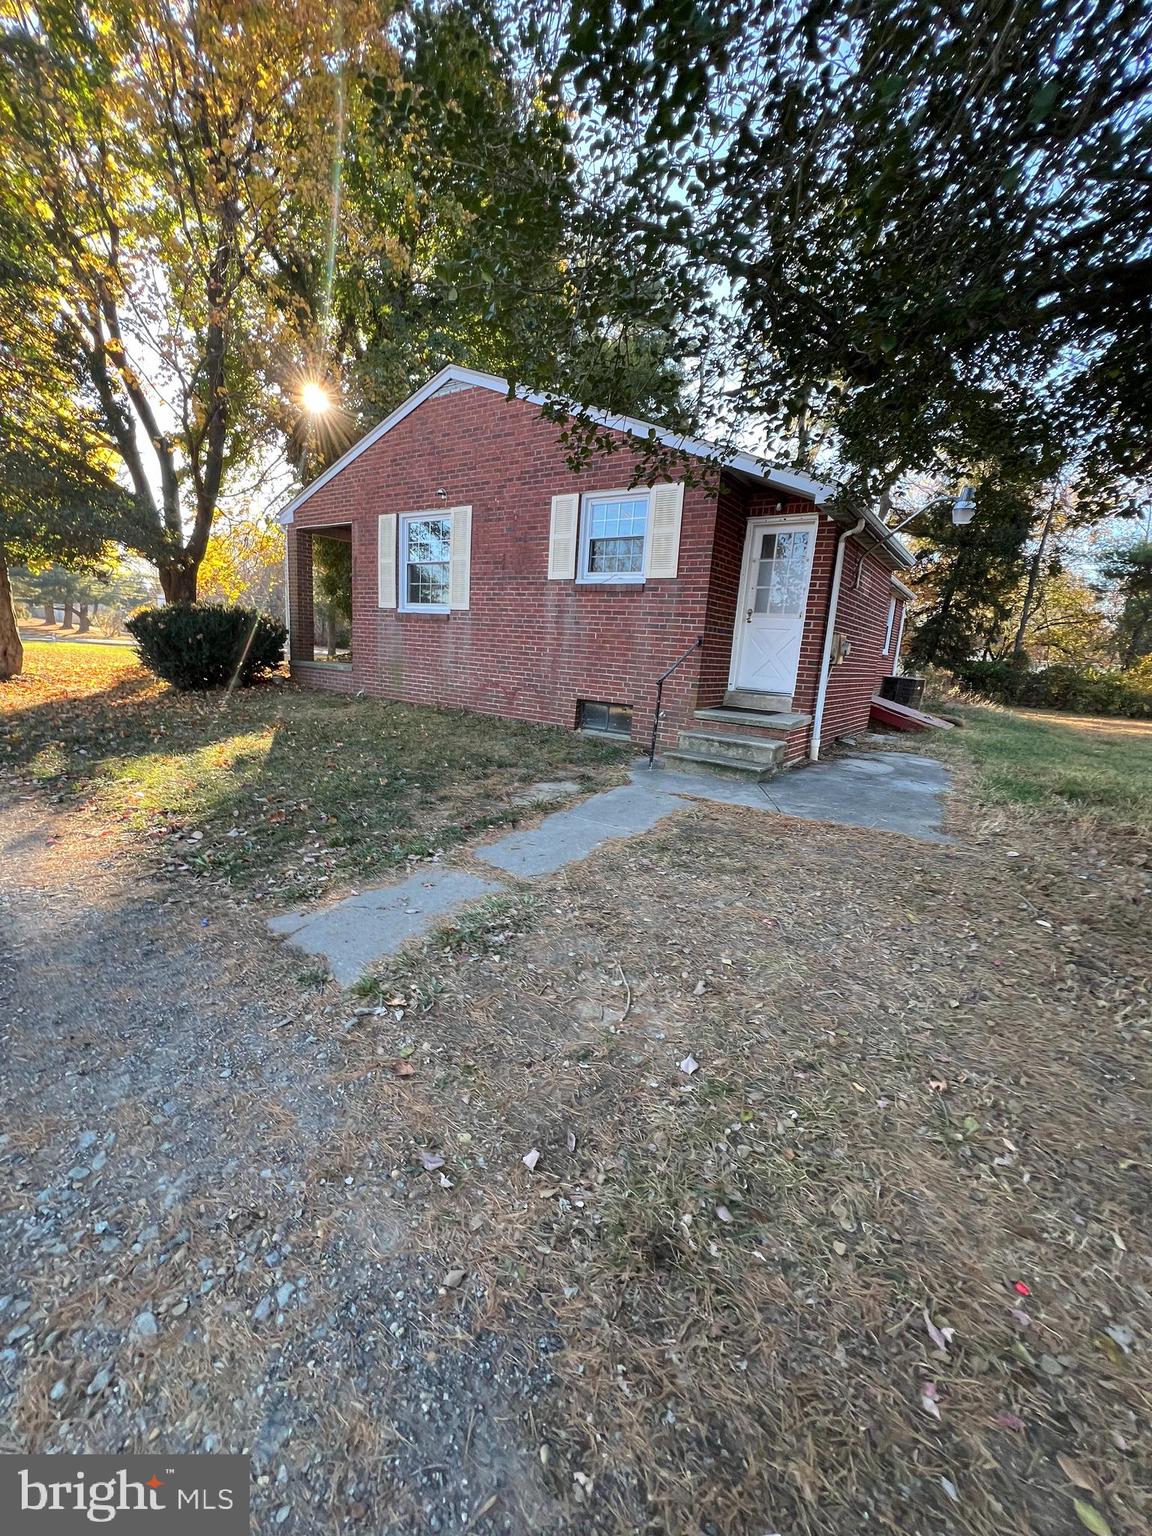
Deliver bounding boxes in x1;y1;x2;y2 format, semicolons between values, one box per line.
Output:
1;667;631;900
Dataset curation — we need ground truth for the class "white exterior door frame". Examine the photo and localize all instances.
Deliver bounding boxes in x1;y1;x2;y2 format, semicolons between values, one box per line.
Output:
728;514;819;703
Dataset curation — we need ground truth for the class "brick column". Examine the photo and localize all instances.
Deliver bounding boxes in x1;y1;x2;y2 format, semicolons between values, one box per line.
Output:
287;527;315;662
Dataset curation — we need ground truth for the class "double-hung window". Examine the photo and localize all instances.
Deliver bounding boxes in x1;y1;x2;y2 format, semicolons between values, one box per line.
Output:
400;513;452;612
578;491;649;583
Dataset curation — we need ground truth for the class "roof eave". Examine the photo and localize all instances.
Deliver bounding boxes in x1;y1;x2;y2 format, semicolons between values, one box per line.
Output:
276;365;837;525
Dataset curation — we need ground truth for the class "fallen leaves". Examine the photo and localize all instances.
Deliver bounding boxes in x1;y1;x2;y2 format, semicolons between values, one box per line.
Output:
1072;1499;1112;1536
1102;1322;1135;1352
1057;1455;1099;1494
923;1307;955;1354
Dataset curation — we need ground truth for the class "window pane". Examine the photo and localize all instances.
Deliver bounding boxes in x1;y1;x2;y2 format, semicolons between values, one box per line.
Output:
752;528;811;616
406;562;449;606
589;536;644;573
407;518;451;562
585;496;646;575
403;516;451;607
590;498;646;540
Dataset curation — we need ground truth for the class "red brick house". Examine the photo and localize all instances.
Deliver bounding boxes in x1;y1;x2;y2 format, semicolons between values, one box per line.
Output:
280;366;913;775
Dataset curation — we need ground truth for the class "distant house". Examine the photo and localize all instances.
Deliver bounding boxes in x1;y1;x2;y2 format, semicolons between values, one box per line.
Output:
278;366;913;774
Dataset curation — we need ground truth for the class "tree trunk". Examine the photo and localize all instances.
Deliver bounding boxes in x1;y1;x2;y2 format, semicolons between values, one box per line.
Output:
77;603;90;633
44;600;56;624
61;600;74;629
159;561;198;605
327;601;337;659
0;554;23;679
1012;494;1058;661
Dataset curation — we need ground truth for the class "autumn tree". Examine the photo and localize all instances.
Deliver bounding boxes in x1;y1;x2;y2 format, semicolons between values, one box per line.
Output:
1012;569;1114;668
0;0;392;602
197;513;285;613
0;178;139;677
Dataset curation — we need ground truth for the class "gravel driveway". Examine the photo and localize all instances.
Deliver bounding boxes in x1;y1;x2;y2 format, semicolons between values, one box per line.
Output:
0;795;556;1534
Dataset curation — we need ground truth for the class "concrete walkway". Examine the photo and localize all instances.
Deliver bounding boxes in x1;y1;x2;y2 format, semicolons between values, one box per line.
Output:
268;752;951;984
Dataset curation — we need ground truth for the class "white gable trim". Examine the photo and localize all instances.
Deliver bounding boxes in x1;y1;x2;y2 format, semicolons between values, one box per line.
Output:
275;365;913;566
891;575;916;601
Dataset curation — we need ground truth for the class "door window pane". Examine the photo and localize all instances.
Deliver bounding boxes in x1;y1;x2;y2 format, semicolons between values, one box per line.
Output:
752;528;811;615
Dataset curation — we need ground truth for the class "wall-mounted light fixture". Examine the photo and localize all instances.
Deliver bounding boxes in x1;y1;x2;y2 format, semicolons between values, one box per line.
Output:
951;486;977;525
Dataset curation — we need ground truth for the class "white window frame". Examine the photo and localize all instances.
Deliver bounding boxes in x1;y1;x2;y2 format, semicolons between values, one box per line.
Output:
577;488;650;585
882;594;897;655
399;510;452;613
892;603;907;671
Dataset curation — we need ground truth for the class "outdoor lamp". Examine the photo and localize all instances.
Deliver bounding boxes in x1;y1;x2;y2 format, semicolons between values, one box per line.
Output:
951;486;977;525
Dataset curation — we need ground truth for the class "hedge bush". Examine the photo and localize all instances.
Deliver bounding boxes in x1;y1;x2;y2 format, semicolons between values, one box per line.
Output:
953;659;1152;719
127;603;287;691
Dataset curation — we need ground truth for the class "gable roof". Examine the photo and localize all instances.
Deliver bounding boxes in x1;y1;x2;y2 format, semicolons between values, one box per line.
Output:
276;364;913;566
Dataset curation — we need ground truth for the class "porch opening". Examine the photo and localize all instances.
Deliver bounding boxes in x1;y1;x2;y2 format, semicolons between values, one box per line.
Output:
312;532;353;662
288;524;353;668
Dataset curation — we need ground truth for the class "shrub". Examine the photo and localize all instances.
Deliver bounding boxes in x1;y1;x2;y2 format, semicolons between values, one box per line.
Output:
953;658;1152;719
127;603;286;690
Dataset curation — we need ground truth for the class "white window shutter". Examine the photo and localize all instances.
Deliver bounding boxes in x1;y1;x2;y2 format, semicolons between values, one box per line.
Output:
548;493;580;579
645;482;684;578
377;513;397;608
449;505;472;610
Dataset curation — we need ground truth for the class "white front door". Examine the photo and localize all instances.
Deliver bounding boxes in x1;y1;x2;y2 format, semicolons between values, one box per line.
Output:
729;517;817;699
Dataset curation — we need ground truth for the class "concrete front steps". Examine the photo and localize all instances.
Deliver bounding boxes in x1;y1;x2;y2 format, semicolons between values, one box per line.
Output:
664;707;813;781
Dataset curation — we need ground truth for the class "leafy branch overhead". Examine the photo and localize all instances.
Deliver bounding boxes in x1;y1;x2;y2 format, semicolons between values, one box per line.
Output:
557;0;1151;497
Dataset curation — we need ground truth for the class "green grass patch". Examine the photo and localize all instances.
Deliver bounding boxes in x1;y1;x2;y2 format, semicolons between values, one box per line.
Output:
931;696;1152;833
1;642;630;897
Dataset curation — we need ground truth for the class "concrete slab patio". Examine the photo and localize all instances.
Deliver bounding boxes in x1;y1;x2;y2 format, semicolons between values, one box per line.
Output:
642;751;954;843
268;751;952;983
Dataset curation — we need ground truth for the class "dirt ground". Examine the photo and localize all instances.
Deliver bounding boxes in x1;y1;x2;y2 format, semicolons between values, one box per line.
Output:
1;764;1149;1535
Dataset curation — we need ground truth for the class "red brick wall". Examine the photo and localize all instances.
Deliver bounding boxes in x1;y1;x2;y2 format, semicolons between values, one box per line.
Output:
814;542;905;749
285;382;902;759
287;386;720;748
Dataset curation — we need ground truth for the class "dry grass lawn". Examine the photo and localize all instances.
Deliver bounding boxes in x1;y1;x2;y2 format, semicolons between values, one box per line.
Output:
0;641;628;901
2;645;1148;1535
336;794;1150;1535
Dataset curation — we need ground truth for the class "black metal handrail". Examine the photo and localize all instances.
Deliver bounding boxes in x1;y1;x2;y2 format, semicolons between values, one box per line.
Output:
648;636;703;766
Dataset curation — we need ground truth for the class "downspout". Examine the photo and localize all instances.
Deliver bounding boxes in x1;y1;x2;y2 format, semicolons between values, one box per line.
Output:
809;517;865;763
